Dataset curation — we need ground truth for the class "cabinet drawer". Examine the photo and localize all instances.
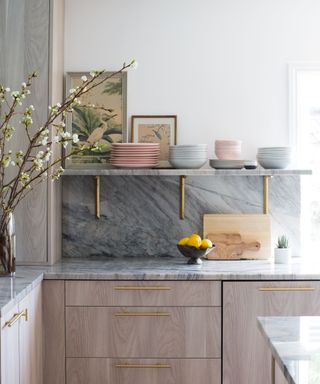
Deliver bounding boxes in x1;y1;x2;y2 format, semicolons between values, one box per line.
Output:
66;358;221;384
66;280;221;307
66;306;221;358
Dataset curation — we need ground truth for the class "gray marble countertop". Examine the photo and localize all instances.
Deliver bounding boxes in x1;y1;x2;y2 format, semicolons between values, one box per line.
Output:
3;256;320;317
258;316;320;384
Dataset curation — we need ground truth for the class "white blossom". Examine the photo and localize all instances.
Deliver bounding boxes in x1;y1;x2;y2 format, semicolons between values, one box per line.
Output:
81;75;88;82
69;88;76;94
53;136;60;143
5;87;10;92
19;172;30;185
72;134;79;143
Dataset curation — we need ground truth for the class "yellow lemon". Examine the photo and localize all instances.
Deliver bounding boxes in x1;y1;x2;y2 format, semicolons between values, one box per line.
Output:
200;239;213;249
186;236;202;248
189;233;202;242
178;237;189;246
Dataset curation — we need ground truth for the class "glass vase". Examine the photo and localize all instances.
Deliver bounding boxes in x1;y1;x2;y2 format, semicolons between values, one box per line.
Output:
0;213;16;276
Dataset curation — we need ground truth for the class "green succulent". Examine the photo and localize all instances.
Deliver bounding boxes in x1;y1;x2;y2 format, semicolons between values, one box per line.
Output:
276;235;289;249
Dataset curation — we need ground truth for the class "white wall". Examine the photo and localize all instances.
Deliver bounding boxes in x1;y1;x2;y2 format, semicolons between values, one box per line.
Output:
65;0;320;158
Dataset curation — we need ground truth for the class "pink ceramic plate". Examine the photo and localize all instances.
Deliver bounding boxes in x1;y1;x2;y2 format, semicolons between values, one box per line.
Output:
112;143;160;147
112;164;158;168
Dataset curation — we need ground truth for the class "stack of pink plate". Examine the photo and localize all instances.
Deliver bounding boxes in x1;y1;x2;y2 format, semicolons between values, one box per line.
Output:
215;140;242;160
111;143;160;168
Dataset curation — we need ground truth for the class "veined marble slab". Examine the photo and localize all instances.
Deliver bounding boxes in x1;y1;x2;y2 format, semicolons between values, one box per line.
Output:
2;257;320;316
258;316;320;384
0;270;43;316
62;175;302;258
63;168;311;176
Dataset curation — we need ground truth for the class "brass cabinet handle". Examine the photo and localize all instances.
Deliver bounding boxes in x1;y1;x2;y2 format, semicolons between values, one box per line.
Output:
5;309;28;328
114;286;171;291
114;312;170;317
115;364;171;369
259;287;315;292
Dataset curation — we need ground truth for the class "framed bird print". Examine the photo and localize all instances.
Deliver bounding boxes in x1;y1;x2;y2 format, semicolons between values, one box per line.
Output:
131;115;177;167
65;71;127;169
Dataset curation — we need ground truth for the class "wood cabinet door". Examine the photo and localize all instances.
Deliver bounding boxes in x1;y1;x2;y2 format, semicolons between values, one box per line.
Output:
66;306;221;358
66;358;221;384
19;284;43;384
1;304;20;384
223;281;320;384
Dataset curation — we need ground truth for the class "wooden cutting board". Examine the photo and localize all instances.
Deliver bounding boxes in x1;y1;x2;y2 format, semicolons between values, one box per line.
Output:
203;214;271;260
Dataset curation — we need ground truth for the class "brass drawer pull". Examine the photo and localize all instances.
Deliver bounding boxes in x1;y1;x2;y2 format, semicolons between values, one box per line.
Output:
259;287;315;292
115;364;171;369
114;312;170;317
5;309;28;328
114;286;171;291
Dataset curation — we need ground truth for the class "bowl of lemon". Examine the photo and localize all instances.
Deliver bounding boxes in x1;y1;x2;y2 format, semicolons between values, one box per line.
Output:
177;234;214;265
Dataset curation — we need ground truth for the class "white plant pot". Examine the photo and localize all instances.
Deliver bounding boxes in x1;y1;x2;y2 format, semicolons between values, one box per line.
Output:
274;248;292;264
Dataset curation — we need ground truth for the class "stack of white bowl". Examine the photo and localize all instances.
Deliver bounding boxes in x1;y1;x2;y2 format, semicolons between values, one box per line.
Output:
169;145;208;169
257;147;292;169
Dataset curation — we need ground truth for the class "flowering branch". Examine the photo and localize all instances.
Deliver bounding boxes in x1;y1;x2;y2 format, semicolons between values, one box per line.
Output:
0;59;138;233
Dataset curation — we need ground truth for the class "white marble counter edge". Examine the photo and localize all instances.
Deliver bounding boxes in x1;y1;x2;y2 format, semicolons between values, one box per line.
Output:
0;272;43;317
257;317;296;384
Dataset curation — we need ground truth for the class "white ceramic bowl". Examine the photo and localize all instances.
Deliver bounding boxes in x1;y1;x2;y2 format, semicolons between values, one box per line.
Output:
257;158;291;169
169;158;207;169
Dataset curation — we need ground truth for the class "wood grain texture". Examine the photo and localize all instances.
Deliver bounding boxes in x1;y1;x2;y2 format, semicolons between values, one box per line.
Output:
203;214;271;259
19;283;43;384
66;358;221;384
43;280;65;384
66;306;221;358
2;0;49;264
0;304;20;384
47;0;64;265
65;280;221;307
223;281;320;384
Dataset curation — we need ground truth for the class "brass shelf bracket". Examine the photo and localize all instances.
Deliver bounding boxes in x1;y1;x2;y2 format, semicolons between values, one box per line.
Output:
263;175;270;214
95;176;101;219
180;175;186;220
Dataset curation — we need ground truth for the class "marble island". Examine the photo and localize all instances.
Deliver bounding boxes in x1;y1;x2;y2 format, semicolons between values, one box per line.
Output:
2;257;320;316
258;316;320;384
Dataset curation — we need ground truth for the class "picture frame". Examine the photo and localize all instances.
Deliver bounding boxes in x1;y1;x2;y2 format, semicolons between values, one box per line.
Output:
64;71;127;169
131;115;177;167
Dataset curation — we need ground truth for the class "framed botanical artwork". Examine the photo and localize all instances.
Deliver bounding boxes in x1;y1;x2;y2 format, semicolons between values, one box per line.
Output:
65;71;127;168
131;115;177;167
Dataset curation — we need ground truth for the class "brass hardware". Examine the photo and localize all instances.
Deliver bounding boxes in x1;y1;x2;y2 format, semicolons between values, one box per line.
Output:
115;364;171;369
180;175;186;220
271;356;275;384
259;287;315;292
114;286;171;291
263;176;269;214
5;308;28;328
95;176;100;219
114;312;170;317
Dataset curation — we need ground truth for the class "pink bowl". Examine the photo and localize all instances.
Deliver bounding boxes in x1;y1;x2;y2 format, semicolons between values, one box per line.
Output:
215;149;242;160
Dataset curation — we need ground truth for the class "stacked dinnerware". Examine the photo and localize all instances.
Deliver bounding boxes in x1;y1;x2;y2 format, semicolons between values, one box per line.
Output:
111;143;160;168
257;147;292;169
169;145;208;169
215;140;242;160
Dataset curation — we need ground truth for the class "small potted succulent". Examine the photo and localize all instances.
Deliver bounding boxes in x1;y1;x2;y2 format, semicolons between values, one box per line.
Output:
274;235;291;264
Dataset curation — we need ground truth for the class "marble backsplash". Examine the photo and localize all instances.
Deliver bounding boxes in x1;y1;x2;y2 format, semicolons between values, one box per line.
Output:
62;175;301;258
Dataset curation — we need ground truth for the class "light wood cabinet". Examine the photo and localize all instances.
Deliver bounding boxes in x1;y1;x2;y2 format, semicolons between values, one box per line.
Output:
66;306;221;358
0;284;42;384
19;284;43;384
1;304;20;384
66;280;221;307
223;281;320;384
0;0;64;265
66;358;221;384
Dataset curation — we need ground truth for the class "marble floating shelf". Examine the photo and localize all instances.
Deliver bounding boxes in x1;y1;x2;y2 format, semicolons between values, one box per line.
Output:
63;168;312;177
62;168;312;220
